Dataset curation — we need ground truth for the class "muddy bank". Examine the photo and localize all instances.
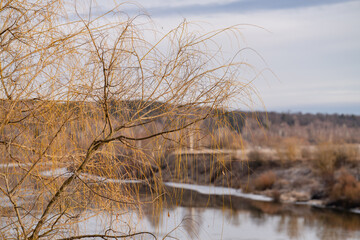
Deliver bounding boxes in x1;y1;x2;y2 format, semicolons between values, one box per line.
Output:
157;151;360;210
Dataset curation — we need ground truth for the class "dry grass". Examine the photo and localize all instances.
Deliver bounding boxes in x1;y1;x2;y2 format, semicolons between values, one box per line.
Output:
254;171;277;191
248;149;265;162
210;127;243;149
312;143;337;177
334;144;359;166
275;137;302;162
283;137;300;161
301;147;312;160
312;143;359;178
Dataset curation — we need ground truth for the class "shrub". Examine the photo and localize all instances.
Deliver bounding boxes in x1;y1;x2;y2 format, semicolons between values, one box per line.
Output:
248;149;265;162
247;149;267;170
210;127;243;149
334;144;359;167
329;170;360;208
254;171;277;191
312;143;336;177
283;137;300;161
274;137;302;162
313;143;359;177
301;147;312;160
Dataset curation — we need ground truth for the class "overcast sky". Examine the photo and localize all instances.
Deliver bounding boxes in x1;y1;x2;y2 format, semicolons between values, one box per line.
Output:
99;0;360;114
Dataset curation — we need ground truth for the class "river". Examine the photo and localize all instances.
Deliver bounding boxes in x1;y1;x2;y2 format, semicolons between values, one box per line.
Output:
2;165;360;239
71;182;360;240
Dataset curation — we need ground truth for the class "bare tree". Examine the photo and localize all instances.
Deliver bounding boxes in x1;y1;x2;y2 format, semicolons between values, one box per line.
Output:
0;1;258;239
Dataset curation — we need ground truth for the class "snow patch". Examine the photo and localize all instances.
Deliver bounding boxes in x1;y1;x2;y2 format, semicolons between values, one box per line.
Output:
164;182;273;202
40;167;71;178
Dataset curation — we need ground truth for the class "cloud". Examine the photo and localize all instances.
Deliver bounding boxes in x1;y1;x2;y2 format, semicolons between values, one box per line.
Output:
74;0;360;114
144;0;357;16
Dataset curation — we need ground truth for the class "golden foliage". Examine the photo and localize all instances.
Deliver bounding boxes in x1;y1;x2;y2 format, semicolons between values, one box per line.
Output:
0;0;259;239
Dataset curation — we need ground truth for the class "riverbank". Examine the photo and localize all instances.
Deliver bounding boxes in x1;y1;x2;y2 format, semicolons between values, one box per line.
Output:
158;146;360;211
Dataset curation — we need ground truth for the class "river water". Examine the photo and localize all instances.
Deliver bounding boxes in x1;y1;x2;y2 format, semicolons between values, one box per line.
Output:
73;182;360;240
2;165;360;239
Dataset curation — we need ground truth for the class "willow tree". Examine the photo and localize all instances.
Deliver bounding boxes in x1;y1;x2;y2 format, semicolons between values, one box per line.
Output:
0;0;258;239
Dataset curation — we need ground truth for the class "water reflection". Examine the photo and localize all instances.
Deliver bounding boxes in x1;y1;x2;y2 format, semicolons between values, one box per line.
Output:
180;208;200;238
137;184;360;240
2;183;360;240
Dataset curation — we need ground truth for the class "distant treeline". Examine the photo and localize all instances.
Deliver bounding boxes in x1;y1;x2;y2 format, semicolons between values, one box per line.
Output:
221;111;360;144
94;100;360;144
2;99;359;146
223;111;360;131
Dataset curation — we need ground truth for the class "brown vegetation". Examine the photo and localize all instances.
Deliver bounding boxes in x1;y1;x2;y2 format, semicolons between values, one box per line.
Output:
312;143;359;178
210;127;244;149
329;169;360;208
254;171;277;191
312;143;338;177
248;149;266;162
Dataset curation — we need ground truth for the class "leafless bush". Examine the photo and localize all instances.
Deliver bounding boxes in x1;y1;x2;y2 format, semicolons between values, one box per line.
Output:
254;171;277;191
329;169;360;208
0;0;259;239
312;143;337;177
312;143;359;178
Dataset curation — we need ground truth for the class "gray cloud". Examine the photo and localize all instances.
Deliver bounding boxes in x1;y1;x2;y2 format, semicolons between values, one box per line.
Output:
146;0;357;16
